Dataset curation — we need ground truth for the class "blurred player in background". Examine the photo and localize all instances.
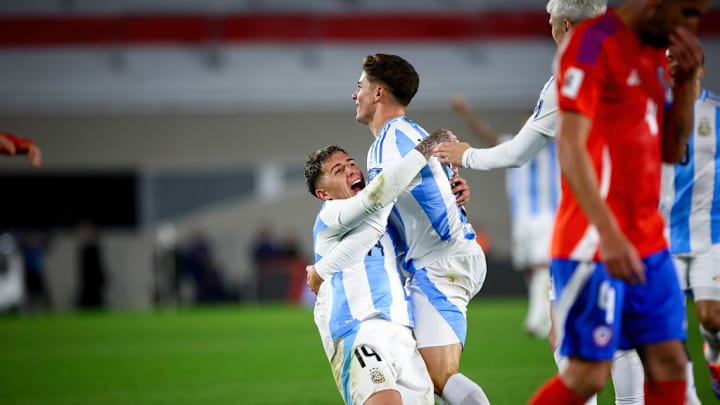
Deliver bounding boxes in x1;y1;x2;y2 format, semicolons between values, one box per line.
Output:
661;49;720;402
436;0;648;403
0;132;41;167
525;0;708;403
303;129;456;404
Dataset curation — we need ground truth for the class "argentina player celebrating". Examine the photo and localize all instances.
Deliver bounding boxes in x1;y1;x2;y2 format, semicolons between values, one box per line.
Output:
346;53;490;405
304;129;455;405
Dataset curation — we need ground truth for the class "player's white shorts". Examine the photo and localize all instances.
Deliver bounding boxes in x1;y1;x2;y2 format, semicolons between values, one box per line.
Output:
408;254;487;348
328;318;433;405
511;214;554;271
674;243;720;301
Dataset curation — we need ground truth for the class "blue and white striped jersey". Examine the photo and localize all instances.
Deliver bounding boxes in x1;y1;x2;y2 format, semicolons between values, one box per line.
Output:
367;116;481;270
312;150;429;357
661;89;720;254
505;76;561;222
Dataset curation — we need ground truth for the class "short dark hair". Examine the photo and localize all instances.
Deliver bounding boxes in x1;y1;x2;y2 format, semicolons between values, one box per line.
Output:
304;145;347;197
362;54;419;106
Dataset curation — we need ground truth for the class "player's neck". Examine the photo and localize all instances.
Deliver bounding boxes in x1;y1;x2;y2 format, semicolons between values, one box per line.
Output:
369;105;406;137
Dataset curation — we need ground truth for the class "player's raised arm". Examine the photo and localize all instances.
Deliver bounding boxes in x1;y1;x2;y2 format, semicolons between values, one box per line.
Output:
450;94;500;146
662;27;704;163
328;128;455;229
435;123;550;170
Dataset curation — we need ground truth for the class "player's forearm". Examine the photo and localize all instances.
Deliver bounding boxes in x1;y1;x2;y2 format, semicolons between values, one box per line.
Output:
662;82;695;163
332;150;424;229
462;124;548;170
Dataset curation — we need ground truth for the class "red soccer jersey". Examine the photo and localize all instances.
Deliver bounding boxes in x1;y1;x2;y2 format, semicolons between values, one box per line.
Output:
551;10;669;260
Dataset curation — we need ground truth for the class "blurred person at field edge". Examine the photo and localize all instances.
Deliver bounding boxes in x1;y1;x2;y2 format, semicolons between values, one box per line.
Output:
180;230;229;305
434;1;651;404
524;0;708;403
661;50;720;401
0;132;41;167
18;230;52;311
76;220;107;309
304;131;457;404
250;223;282;267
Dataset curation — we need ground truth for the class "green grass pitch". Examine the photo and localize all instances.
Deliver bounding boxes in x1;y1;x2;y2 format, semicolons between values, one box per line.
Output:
0;298;714;404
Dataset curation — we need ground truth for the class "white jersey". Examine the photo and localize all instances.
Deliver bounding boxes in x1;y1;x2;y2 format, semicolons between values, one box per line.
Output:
367;116;482;271
312;150;428;359
506;76;561;223
661;89;720;254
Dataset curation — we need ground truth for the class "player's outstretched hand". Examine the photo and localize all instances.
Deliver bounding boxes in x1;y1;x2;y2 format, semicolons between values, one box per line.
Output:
415;128;457;158
599;230;645;285
306;265;324;294
434;141;470;167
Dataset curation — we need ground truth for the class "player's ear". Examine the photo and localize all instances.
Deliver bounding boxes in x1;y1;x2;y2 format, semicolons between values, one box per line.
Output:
315;188;330;201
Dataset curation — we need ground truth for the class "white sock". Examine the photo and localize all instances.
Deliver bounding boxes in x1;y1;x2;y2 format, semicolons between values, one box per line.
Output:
685;360;702;405
441;373;490;405
525;268;551;337
611;350;644;405
553;347;598;405
701;325;720;363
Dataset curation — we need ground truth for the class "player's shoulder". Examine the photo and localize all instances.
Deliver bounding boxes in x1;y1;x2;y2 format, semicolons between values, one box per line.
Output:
564;11;625;64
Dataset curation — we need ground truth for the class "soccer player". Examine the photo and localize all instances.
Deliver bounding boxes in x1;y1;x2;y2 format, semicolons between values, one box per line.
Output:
661;50;720;401
0;132;41;167
435;1;647;404
358;53;490;405
525;0;708;403
434;0;648;404
304;129;454;405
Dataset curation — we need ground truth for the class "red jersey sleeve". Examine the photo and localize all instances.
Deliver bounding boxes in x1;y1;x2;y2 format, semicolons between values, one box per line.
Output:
0;132;35;155
555;16;610;119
